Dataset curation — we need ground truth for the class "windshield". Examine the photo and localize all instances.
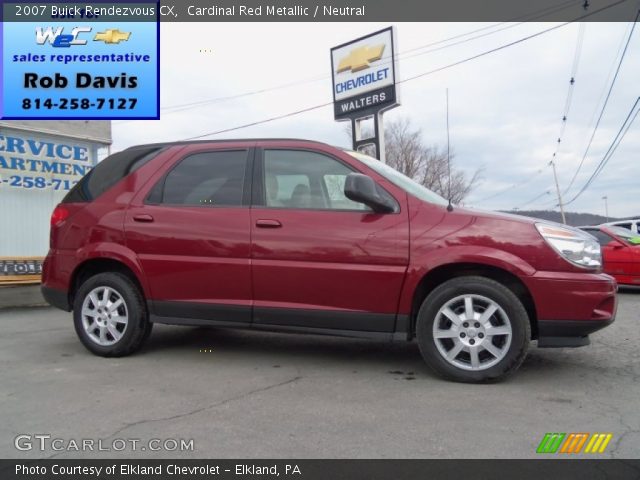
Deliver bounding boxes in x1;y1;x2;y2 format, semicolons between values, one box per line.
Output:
345;150;449;207
609;226;640;245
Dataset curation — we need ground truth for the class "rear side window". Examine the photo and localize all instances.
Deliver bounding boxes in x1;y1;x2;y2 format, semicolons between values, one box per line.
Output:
63;146;163;203
148;150;247;206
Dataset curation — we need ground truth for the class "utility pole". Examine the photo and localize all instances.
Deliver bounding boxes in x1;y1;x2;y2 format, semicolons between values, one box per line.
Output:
602;195;609;222
550;160;567;224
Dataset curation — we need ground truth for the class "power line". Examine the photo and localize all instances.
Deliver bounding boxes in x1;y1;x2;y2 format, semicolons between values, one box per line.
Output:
178;0;629;141
182;102;333;140
515;189;552;209
553;22;585;155
398;0;579;57
161;75;327;114
548;22;585;223
393;0;581;63
395;0;623;87
583;24;632;136
563;97;640;205
470;170;544;204
151;0;583;117
543;97;640;209
475;21;585;206
156;25;520;115
563;6;640;195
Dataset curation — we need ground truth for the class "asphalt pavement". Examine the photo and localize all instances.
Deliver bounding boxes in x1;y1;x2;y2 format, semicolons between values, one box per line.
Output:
1;291;638;459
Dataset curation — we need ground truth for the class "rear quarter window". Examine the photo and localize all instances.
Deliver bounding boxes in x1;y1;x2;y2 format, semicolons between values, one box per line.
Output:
62;146;164;203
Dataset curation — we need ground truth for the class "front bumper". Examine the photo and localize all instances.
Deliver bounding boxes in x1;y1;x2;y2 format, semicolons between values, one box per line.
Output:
523;271;617;348
537;318;615;347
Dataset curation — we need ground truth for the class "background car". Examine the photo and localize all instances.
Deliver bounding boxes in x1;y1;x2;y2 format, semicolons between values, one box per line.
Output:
580;225;640;286
602;219;640;234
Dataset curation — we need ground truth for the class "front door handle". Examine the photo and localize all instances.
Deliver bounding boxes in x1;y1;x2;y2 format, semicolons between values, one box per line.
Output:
133;214;154;223
256;219;282;228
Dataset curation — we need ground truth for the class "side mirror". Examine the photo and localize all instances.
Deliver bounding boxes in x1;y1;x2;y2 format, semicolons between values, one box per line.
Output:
609;241;625;250
344;173;396;214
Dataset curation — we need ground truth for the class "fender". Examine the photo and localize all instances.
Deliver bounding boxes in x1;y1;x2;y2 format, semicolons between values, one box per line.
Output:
73;242;150;297
398;245;536;315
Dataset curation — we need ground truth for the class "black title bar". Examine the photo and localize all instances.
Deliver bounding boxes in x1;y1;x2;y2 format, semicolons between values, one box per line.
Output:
4;459;640;480
3;0;639;22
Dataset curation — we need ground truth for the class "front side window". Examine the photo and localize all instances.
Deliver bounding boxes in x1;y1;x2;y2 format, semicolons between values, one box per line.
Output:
263;149;369;211
585;229;614;246
346;149;449;207
152;150;247;206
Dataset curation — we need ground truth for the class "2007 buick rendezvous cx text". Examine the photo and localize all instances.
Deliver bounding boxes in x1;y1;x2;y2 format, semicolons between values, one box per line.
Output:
41;139;617;382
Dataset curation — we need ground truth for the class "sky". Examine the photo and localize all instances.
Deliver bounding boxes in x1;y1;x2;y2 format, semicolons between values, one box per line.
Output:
112;21;640;218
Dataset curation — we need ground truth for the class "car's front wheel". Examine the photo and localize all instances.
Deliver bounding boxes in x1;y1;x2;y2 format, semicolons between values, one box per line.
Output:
416;276;530;383
73;272;152;357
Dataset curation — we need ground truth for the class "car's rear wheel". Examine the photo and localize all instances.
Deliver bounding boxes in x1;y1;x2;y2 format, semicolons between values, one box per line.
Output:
416;276;530;383
73;272;152;357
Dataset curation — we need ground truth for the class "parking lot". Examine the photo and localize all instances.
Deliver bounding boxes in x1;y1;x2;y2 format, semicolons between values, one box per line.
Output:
1;291;638;459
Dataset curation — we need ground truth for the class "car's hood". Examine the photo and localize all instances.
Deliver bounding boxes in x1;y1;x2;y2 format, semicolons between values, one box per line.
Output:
453;205;580;232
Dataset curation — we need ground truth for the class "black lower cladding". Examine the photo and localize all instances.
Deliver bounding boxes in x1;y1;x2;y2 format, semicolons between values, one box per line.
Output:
253;306;395;332
41;286;70;311
150;300;252;325
149;300;404;336
537;318;614;348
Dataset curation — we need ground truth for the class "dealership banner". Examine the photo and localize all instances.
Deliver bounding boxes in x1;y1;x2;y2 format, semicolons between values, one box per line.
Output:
1;2;160;120
3;459;640;479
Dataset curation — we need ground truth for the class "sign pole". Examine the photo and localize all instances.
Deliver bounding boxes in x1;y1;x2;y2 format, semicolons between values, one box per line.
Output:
376;112;386;163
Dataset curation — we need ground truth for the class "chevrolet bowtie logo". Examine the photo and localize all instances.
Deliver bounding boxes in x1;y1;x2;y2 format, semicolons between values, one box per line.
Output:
94;29;131;44
337;44;386;74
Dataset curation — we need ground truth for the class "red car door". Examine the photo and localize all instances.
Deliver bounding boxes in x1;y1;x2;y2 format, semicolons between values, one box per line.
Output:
601;235;638;284
250;142;410;334
124;143;254;324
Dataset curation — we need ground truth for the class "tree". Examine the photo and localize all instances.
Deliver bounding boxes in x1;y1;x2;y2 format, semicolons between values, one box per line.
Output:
347;117;481;204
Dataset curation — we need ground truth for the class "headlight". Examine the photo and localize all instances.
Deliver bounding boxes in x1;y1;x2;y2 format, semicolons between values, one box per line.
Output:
535;223;601;268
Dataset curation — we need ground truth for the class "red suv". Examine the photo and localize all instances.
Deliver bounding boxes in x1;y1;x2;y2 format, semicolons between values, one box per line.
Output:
42;139;617;382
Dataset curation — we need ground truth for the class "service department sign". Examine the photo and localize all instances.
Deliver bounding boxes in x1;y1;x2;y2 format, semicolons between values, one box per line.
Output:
330;26;399;120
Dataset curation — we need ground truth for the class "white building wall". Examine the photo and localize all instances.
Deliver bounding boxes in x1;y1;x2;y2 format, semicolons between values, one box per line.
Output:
0;121;111;283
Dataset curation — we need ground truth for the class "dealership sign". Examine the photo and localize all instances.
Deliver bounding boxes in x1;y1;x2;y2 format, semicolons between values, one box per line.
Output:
330;27;399;120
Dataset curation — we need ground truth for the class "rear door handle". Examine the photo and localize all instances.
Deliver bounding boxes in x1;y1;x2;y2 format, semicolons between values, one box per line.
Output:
256;219;282;228
133;214;154;223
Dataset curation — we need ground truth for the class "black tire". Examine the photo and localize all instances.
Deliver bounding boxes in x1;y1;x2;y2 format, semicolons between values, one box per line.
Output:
73;272;152;357
416;276;530;383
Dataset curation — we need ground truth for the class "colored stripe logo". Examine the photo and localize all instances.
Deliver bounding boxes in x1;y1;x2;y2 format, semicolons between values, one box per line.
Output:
584;433;613;453
537;433;612;454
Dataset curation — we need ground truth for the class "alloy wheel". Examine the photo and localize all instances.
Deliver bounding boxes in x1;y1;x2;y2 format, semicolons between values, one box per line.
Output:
80;286;129;346
432;294;512;371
